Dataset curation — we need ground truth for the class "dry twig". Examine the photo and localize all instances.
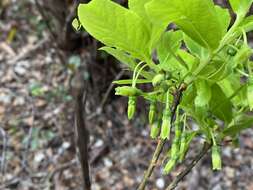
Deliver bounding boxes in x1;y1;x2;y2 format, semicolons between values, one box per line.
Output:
165;142;211;190
72;71;91;190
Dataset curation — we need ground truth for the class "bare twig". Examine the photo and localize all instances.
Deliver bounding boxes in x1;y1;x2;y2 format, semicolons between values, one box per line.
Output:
21;97;35;173
165;142;211;190
72;71;91;190
47;159;77;182
137;84;185;190
0;126;8;183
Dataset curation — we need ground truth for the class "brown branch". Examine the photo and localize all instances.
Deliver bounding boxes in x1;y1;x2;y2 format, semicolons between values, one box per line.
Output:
165;142;212;190
137;84;185;190
72;71;91;190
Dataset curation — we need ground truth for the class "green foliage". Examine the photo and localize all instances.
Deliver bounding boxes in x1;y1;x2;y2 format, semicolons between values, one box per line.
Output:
76;0;253;179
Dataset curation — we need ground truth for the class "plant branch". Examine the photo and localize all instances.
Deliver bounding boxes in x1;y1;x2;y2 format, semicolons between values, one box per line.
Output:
72;71;91;190
137;84;185;190
165;142;211;190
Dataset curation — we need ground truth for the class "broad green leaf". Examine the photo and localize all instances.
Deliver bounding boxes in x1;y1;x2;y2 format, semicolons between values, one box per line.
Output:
177;50;199;72
194;79;211;107
218;74;247;107
128;0;152;21
157;31;182;64
128;0;166;52
100;47;153;79
78;0;150;60
183;34;208;59
239;15;253;32
198;59;232;82
223;114;253;136
146;0;223;50
229;0;253;16
209;84;233;123
215;6;231;36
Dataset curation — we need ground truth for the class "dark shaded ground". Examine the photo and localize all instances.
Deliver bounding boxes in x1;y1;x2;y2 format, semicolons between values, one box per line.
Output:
0;1;253;190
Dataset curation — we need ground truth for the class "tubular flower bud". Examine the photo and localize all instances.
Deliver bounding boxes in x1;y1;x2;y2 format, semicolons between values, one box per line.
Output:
115;86;142;97
152;73;165;87
247;76;253;111
160;109;171;140
148;102;156;124
212;145;222;170
150;122;160;139
163;158;177;174
179;132;187;162
170;139;179;159
128;96;136;120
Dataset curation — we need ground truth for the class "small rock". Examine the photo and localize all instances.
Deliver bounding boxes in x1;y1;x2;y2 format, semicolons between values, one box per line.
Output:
13;96;25;106
0;92;12;104
34;152;45;163
212;184;222;190
224;167;235;179
14;62;27;76
94;139;103;147
103;158;113;167
156;178;165;189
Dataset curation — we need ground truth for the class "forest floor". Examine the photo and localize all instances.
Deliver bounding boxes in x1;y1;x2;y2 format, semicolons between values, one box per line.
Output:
1;1;253;190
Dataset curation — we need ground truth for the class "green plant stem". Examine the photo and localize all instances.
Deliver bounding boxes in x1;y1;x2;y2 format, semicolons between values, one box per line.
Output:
137;139;166;190
165;142;211;190
137;85;185;190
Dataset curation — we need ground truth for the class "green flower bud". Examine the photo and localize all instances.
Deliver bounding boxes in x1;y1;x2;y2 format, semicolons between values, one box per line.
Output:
148;102;156;124
234;46;252;64
115;86;142;97
150;113;162;139
226;47;237;56
163;159;176;174
152;74;165;87
160;110;171;140
170;139;179;159
212;145;222;170
179;132;187;162
72;18;81;31
150;122;160;139
128;96;136;120
247;76;253;111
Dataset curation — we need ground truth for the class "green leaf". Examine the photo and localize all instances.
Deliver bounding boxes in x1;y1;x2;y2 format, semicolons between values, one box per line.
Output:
157;31;182;64
209;84;233;123
100;46;136;69
146;0;223;50
194;79;211;107
223;114;253;136
239;15;253;32
100;47;153;79
128;0;152;21
128;0;166;53
78;0;150;60
229;0;253;16
198;59;232;82
215;6;231;36
218;75;247;107
184;34;208;59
